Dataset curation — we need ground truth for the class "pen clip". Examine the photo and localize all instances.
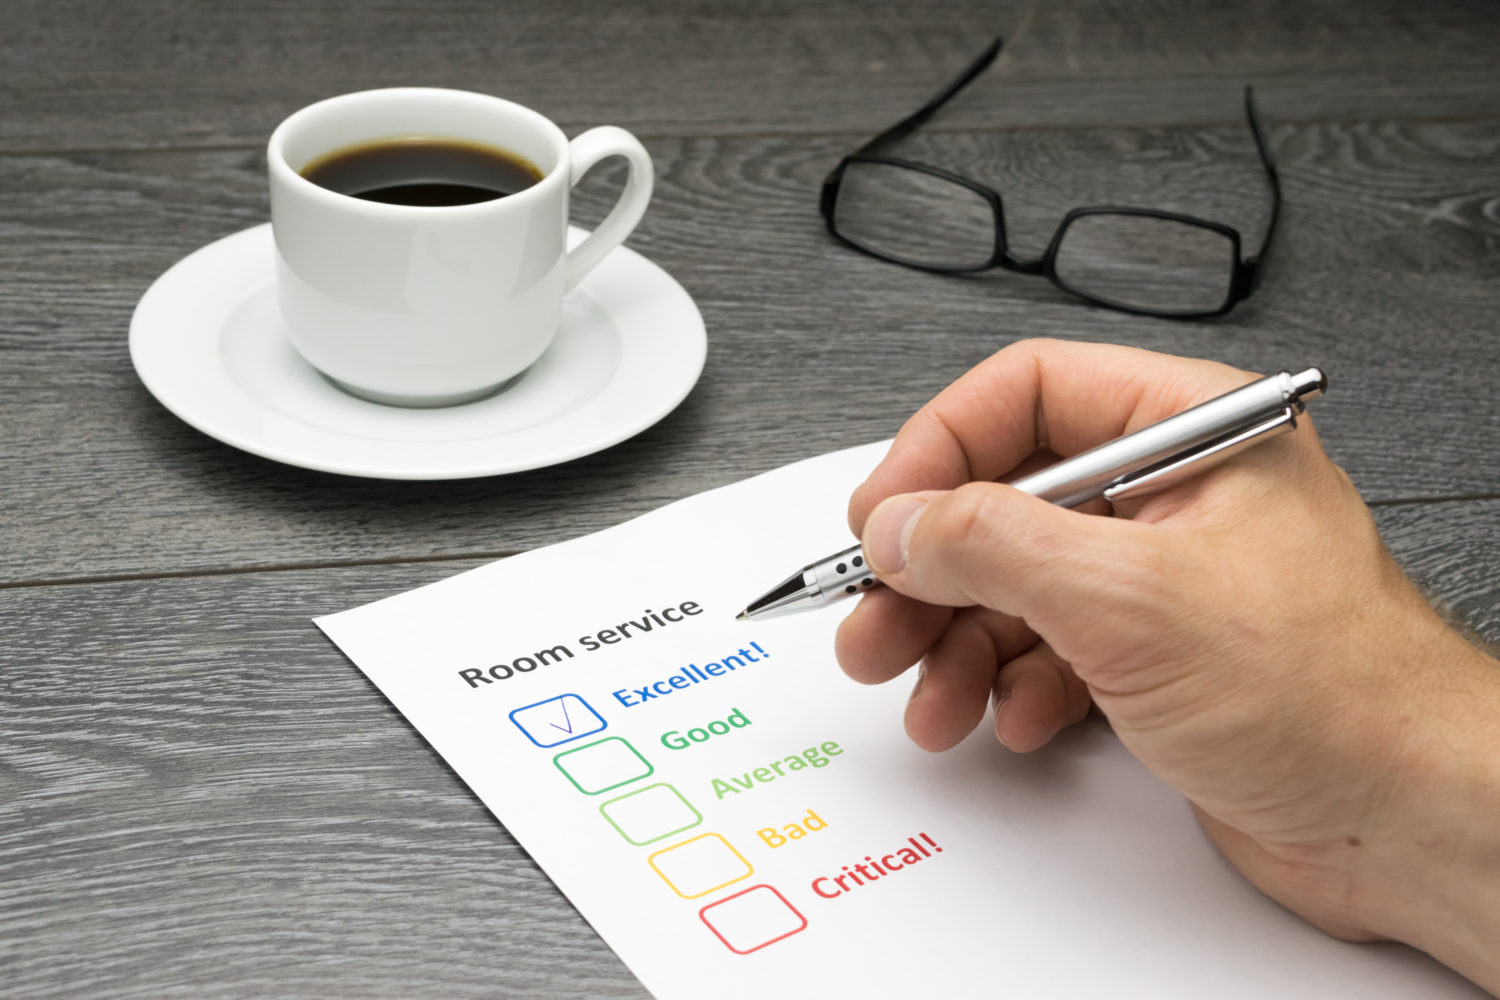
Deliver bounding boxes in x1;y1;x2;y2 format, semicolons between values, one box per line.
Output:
1102;407;1297;504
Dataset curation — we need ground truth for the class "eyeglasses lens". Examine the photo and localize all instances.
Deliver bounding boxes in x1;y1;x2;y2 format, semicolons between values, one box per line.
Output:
1053;213;1236;314
832;161;995;270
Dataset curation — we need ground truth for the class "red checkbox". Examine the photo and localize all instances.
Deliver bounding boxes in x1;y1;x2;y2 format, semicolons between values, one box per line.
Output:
699;885;807;954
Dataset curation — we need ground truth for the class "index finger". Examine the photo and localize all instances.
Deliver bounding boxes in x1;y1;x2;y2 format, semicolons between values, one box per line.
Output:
849;339;1255;532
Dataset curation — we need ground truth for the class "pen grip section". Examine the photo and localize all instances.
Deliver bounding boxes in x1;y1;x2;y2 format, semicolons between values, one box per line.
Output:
812;544;877;601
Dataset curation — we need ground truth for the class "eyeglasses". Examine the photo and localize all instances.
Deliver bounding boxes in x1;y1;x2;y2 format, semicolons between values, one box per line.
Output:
820;39;1281;318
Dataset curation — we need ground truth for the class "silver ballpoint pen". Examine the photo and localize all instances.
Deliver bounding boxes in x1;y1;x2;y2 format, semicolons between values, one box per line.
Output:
736;367;1327;621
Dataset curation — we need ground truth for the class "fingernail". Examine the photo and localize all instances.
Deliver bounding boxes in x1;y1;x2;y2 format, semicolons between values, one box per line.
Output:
994;690;1014;750
864;494;928;575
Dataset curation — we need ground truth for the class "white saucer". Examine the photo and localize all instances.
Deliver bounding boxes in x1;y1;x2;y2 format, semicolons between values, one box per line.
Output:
129;224;707;479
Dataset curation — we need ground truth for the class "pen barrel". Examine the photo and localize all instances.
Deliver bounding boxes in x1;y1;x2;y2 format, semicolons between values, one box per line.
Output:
1009;371;1302;508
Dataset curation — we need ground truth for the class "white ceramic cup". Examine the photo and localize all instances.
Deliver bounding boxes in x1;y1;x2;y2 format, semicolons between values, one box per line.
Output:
267;88;653;407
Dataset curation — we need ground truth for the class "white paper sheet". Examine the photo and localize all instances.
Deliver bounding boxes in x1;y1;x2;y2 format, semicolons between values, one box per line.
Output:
316;441;1483;999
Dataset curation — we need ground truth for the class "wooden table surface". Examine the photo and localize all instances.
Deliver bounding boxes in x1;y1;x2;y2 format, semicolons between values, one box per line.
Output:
3;1;1497;996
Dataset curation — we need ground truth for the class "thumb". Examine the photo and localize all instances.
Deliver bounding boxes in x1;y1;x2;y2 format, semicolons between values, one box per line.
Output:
861;482;1150;626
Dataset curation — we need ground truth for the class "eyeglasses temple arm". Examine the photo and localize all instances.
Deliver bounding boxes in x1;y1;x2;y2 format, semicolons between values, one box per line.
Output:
1242;86;1281;286
854;38;1003;154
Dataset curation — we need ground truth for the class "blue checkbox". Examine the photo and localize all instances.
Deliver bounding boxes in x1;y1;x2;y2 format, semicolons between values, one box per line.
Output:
510;694;607;748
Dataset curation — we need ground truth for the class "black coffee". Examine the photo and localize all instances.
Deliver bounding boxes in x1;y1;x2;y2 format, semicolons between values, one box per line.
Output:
300;137;543;206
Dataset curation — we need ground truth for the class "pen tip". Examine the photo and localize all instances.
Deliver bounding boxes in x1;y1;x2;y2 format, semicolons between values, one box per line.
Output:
734;610;749;622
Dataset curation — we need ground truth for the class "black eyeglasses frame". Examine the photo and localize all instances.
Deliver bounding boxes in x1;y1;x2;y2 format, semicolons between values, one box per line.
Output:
818;38;1282;319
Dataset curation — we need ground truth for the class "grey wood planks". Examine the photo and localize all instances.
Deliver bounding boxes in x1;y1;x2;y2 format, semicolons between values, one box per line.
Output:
3;0;1500;153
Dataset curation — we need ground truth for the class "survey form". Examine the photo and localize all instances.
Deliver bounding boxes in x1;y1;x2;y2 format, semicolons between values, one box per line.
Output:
316;441;1484;1000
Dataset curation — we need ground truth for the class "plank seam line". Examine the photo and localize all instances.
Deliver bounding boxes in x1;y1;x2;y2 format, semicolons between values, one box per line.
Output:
0;552;518;591
2;108;1499;159
1366;493;1500;508
3;491;1498;590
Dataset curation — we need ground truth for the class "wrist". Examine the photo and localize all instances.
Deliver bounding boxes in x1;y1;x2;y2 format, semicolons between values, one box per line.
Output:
1354;635;1500;992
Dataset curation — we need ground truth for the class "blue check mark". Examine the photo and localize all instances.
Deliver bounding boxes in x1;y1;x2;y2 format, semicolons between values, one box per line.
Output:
510;694;606;749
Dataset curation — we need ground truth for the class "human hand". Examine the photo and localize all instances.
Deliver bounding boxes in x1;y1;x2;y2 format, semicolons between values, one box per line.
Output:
836;339;1500;990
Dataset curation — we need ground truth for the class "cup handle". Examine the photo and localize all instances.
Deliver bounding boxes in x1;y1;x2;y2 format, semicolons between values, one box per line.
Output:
564;126;654;292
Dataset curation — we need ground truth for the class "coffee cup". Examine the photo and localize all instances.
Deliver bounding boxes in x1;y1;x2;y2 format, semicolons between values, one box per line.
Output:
267;88;653;407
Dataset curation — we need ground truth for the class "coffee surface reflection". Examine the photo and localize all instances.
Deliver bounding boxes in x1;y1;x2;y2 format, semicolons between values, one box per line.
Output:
301;137;543;206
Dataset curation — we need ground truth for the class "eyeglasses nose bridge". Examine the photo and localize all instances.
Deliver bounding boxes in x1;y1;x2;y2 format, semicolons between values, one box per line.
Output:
999;254;1047;276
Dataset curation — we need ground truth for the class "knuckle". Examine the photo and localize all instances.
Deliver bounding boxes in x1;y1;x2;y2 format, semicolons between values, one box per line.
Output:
927;483;1028;606
940;482;1013;552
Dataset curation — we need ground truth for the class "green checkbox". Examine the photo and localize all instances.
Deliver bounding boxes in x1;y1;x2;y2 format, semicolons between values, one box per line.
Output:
552;736;653;795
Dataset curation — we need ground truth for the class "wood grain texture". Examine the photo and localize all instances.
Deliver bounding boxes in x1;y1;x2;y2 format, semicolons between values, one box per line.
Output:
1;496;1496;998
2;0;1499;153
1;118;1496;583
0;561;648;999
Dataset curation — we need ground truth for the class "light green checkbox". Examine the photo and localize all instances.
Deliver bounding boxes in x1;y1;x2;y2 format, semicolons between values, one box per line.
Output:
599;783;703;845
